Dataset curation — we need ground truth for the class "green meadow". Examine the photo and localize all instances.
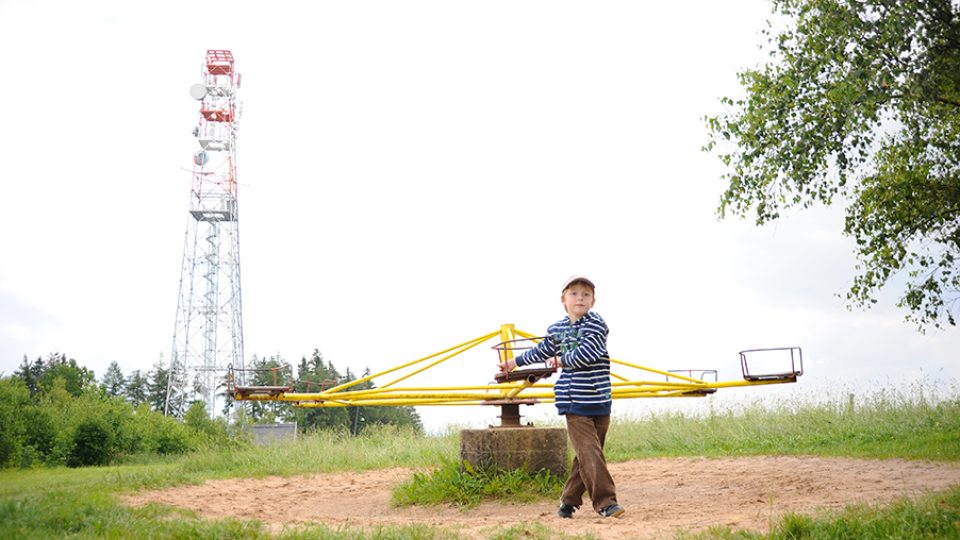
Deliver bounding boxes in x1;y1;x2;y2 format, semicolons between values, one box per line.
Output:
1;386;959;540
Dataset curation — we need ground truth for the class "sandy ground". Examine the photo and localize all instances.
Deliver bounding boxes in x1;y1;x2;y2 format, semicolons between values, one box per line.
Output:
125;456;960;539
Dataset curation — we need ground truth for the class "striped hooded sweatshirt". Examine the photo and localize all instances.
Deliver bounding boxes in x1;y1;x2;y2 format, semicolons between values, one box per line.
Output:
514;311;612;416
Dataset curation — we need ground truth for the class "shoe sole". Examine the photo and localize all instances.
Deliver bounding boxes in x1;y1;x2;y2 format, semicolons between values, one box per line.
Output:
605;507;625;518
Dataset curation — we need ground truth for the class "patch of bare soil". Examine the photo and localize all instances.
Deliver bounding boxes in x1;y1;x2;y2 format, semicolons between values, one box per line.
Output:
124;456;960;539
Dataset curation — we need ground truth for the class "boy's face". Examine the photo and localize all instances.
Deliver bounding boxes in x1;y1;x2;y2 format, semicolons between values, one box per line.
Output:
561;283;595;321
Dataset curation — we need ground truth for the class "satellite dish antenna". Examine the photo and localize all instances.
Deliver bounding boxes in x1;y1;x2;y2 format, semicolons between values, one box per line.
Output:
189;83;208;100
194;151;208;166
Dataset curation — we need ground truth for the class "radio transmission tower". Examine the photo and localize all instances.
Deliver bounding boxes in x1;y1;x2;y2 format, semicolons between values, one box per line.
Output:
167;50;245;417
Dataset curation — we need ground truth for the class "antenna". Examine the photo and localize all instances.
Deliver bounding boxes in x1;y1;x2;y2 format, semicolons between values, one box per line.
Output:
189;83;208;100
167;50;245;419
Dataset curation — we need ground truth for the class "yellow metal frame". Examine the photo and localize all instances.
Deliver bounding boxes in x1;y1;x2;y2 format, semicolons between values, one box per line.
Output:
232;324;800;408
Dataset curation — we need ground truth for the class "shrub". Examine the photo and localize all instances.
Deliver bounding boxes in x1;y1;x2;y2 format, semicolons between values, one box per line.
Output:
67;418;114;467
155;419;193;456
0;378;33;464
18;445;42;468
184;401;228;442
23;407;55;459
0;433;13;468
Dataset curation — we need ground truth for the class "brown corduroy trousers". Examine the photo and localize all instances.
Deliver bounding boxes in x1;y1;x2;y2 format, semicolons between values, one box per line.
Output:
561;413;618;513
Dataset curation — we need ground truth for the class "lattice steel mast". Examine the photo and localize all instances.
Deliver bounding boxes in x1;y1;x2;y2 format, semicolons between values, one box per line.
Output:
167;50;245;417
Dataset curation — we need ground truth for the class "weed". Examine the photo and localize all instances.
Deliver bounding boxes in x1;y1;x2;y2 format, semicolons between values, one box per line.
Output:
391;457;564;508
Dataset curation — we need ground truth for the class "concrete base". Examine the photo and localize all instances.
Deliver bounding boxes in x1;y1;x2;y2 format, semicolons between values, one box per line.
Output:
460;427;568;477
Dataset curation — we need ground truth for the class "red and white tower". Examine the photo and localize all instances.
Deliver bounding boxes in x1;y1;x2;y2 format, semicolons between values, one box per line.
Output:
167;50;245;417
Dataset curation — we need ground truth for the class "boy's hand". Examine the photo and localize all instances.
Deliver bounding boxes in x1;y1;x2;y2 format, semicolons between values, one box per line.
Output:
498;358;517;372
545;356;560;369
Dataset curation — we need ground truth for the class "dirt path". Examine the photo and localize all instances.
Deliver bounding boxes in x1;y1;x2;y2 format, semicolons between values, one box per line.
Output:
125;456;960;539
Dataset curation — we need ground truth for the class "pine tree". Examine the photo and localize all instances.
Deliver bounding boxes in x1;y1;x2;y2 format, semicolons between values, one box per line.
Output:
146;358;170;413
13;355;43;398
125;369;148;407
246;354;291;422
292;349;349;431
101;361;125;398
349;367;422;434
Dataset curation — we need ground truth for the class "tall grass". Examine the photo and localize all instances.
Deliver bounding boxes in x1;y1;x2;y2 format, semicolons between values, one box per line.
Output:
0;387;958;539
0;425;457;498
607;385;960;461
392;457;564;508
681;485;960;540
177;424;456;480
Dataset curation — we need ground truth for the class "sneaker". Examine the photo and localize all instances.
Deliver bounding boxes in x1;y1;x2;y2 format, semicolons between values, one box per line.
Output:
557;503;576;518
601;504;625;518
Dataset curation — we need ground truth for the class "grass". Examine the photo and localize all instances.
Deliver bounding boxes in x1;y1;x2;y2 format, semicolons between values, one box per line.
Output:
0;425;460;540
607;387;960;462
175;424;456;478
391;457;565;508
771;488;960;539
680;485;960;539
1;388;959;539
485;523;599;540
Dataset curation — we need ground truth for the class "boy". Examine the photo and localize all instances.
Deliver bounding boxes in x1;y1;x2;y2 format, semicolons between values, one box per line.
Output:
498;275;625;519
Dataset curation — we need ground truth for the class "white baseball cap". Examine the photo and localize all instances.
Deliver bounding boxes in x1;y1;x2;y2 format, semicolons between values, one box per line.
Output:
562;275;595;292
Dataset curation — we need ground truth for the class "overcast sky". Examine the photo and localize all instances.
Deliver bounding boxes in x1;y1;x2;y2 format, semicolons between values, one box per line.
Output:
1;1;957;432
